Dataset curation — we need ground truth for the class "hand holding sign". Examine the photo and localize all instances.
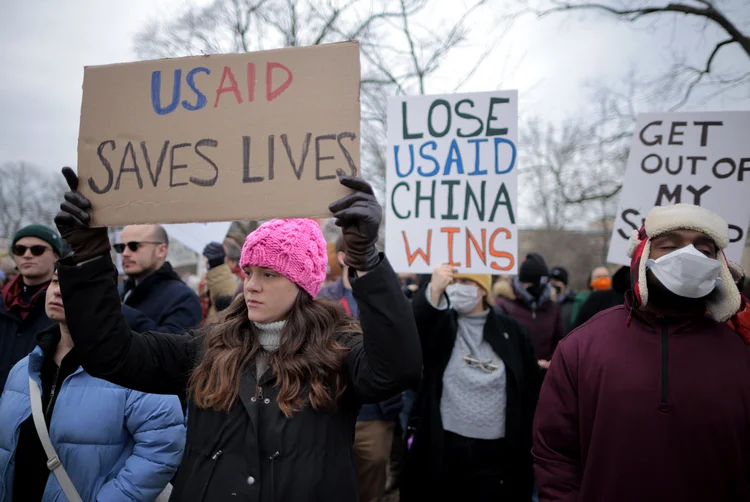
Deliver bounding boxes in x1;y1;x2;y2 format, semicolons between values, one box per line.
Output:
329;176;382;272
430;264;455;305
55;167;111;264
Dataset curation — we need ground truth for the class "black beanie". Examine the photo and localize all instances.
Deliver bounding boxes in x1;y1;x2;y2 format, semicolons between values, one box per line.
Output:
518;253;549;285
550;266;569;286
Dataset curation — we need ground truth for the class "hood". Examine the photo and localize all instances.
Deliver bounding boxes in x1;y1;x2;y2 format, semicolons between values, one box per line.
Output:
612;266;631;294
28;324;63;376
36;323;62;354
512;277;552;310
492;279;516;301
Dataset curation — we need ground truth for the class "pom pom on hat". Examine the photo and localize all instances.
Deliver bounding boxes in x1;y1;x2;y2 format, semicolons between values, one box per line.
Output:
239;219;328;298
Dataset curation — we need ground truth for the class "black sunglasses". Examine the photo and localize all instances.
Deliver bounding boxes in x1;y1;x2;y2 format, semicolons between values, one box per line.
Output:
12;244;52;257
113;241;165;253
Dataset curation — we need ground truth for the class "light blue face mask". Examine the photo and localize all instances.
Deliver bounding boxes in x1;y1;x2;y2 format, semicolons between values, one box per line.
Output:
446;283;481;314
646;244;721;298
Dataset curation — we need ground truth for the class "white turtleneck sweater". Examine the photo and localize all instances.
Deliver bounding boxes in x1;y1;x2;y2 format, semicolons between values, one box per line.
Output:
254;320;284;378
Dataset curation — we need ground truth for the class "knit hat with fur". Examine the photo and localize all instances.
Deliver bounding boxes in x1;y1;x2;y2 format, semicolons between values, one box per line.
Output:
627;204;740;322
240;219;328;298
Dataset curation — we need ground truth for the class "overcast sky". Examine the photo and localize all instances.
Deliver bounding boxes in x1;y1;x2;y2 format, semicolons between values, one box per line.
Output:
1;0;748;174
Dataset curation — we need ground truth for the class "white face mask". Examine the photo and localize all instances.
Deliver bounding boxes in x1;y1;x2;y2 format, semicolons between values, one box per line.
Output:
446;283;481;314
646;244;721;299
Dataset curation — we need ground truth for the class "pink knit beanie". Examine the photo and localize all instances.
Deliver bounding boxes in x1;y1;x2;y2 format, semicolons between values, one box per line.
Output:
239;219;328;297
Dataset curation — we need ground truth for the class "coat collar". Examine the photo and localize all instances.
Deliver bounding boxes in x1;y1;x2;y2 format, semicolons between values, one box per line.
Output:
512;277;552;311
121;261;181;299
624;291;712;333
27;324;84;382
481;311;511;367
238;364;276;434
1;274;50;320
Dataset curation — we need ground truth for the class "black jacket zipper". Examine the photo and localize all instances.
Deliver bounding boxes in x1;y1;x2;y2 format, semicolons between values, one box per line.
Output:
660;323;669;406
198;449;223;501
45;366;61;423
270;451;281;501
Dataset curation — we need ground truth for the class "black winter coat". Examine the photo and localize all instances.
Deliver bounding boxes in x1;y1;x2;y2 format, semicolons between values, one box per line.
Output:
0;286;54;392
58;254;421;502
401;290;541;502
119;262;202;333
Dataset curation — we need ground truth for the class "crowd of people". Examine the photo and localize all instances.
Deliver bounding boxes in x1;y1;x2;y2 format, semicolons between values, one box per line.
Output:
0;166;749;502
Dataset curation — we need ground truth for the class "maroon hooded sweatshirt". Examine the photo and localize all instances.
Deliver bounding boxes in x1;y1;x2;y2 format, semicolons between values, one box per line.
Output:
533;294;750;502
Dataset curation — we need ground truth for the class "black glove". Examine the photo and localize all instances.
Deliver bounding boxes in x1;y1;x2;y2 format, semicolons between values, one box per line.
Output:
54;167;111;264
203;242;226;269
328;176;382;272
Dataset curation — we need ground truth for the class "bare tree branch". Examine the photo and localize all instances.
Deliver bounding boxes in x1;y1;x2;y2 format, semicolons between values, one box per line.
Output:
669;37;735;110
134;0;505;209
527;0;750;110
541;0;749;55
0;162;66;239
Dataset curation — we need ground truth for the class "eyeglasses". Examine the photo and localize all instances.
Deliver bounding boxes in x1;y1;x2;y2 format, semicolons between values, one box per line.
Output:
463;355;500;374
113;241;165;253
12;245;52;257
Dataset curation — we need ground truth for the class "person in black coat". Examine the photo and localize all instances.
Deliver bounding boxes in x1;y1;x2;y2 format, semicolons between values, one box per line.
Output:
54;169;422;502
401;266;541;502
115;224;202;332
570;265;631;330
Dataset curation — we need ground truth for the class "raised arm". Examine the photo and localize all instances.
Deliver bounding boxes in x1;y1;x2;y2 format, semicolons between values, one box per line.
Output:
54;167;199;395
345;258;422;403
329;176;422;403
411;265;455;356
58;256;199;394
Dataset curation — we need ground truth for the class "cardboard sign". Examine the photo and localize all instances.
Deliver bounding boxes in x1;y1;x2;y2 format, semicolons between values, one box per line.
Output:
78;42;361;226
607;111;750;266
385;91;518;274
162;222;233;255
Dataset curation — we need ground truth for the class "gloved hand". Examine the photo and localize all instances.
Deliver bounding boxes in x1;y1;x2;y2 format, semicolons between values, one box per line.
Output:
329;176;382;272
54;167;111;264
203;242;226;269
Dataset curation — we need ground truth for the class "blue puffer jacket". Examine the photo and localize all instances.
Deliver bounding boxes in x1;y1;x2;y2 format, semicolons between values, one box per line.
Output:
0;346;186;501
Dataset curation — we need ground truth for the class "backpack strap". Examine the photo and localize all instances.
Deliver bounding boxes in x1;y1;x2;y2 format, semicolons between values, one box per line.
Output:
28;377;83;502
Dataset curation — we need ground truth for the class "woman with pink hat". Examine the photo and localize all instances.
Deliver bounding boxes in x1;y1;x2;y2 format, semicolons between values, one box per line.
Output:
52;168;422;502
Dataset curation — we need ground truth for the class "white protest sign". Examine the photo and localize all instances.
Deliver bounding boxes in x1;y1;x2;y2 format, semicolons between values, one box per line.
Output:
386;91;518;274
608;111;750;266
163;222;233;255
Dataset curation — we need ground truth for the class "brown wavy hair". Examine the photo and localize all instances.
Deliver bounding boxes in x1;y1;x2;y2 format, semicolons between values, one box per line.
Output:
188;290;360;417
